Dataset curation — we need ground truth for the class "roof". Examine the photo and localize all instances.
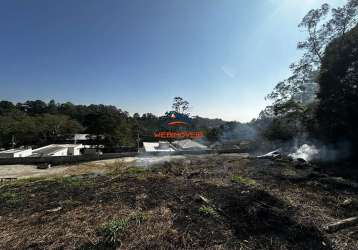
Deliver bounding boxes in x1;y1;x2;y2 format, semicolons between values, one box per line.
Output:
143;142;175;152
32;144;83;156
0;148;31;154
32;146;67;156
74;134;90;140
172;139;207;150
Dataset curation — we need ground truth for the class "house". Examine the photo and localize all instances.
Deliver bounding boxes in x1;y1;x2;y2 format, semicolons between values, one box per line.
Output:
143;141;176;152
0;148;32;158
32;144;83;157
172;139;208;151
142;140;207;153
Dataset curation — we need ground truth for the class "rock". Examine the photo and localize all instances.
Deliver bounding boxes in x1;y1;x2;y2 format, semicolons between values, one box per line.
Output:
341;198;358;208
194;194;210;204
46;206;62;212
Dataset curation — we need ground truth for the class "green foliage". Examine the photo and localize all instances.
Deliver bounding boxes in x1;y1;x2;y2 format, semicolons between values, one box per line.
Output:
316;24;358;157
198;205;220;218
0;113;83;147
0;97;249;149
54;176;94;188
262;1;358;146
172;96;190;115
231;175;256;186
0;191;23;207
100;218;130;244
98;212;148;247
126;167;147;175
206;127;222;142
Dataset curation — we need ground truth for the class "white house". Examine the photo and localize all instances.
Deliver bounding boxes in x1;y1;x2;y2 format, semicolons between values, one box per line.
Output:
172;139;208;151
32;144;83;157
0;148;32;158
143;141;176;152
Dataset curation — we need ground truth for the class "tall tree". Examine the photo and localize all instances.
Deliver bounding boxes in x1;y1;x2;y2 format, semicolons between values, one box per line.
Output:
316;24;358;158
172;97;190;115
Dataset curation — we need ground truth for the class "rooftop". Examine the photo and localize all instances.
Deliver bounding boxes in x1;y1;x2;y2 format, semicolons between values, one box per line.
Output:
0;148;31;154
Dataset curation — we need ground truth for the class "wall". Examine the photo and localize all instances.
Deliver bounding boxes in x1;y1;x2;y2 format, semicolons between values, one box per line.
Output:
0;152;138;166
0;149;244;166
15;149;33;158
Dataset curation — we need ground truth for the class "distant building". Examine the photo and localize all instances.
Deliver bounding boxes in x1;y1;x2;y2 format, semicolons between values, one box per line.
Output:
143;141;176;152
32;144;83;157
0;148;32;158
72;134;104;143
142;140;207;153
172;139;208;151
74;134;91;141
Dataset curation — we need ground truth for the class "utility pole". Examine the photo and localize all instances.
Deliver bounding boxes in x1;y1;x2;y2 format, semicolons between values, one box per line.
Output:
134;118;140;152
11;135;15;149
137;130;140;152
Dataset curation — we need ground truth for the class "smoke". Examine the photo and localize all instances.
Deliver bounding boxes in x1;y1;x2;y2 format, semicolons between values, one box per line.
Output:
222;124;258;142
134;155;186;168
289;140;351;162
289;144;319;161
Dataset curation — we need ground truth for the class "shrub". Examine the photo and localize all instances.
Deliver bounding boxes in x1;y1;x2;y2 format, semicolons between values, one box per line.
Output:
231;175;256;186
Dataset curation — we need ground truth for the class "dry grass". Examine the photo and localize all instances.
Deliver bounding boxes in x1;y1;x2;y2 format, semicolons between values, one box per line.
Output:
0;155;357;249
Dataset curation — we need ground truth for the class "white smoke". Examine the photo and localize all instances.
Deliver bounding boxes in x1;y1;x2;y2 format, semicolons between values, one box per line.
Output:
289;144;319;161
134;155;186;168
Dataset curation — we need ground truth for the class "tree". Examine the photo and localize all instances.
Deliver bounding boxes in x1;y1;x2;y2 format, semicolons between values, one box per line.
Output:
316;24;358;158
264;0;358;144
172;97;190;115
0;101;16;115
268;1;358;108
36;114;83;144
206;128;222;142
24;100;48;114
47;100;58;114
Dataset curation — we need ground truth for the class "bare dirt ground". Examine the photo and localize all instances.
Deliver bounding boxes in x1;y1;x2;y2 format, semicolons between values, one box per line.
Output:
0;154;357;250
0;159;132;179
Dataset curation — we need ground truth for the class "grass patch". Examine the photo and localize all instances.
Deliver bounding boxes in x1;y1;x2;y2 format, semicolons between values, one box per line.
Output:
94;212;148;249
105;161;148;177
47;176;95;189
100;217;130;244
61;198;82;208
105;161;127;175
125;167;147;175
199;205;220;218
3;176;48;188
231;175;256;186
0;191;23;207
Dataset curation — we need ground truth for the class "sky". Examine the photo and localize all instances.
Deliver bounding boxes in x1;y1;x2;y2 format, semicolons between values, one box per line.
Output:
0;0;345;122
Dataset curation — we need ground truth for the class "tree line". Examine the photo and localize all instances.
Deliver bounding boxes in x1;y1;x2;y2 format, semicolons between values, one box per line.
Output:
0;98;238;150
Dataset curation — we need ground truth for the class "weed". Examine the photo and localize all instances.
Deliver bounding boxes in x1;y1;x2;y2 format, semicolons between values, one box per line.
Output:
231;175;256;186
131;211;148;225
106;161;127;175
100;217;130;244
0;191;23;207
97;211;148;247
199;205;220;218
50;176;94;188
3;176;47;188
126;167;147;175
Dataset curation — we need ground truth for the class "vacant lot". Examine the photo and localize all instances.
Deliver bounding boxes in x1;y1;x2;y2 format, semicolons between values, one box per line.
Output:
0;154;357;249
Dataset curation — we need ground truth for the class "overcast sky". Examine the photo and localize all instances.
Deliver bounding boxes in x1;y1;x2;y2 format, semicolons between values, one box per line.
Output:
0;0;345;122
